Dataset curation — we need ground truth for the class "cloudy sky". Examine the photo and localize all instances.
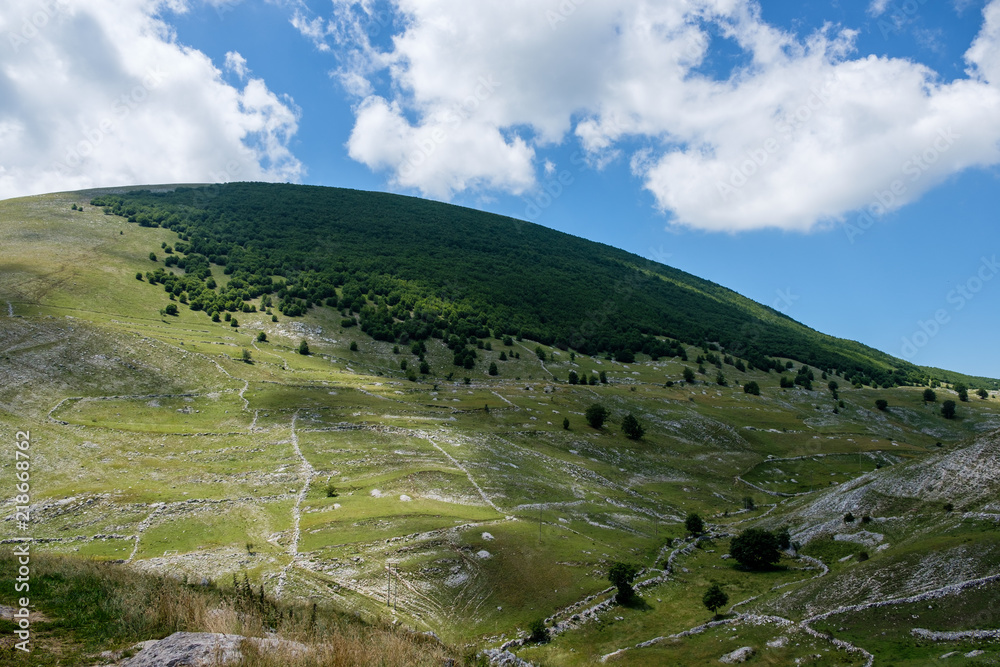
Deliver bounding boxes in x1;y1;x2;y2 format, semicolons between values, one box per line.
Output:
2;0;999;376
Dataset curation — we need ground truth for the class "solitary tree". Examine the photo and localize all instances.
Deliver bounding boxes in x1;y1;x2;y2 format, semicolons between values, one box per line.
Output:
241;348;252;364
621;413;645;440
599;370;608;384
729;528;781;570
955;383;969;402
942;400;957;419
488;362;498;376
257;331;267;343
743;381;760;396
702;583;729;619
716;371;727;386
607;561;641;604
568;370;578;384
683;367;696;383
978;388;989;400
562;417;570;430
298;340;310;355
923;388;937;402
350;341;358;351
585;403;608;429
875;399;888;411
528;618;549;643
164;303;178;316
685;513;704;536
421;360;431;375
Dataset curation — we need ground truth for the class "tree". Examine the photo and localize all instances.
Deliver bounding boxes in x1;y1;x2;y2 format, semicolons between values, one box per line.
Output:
621;413;644;440
683;367;695;383
607;561;641;603
298;340;310;355
843;512;855;523
535;346;547;361
828;380;839;393
325;482;337;498
875;399;888;411
702;583;729;618
716;371;727;386
420;360;431;375
599;370;607;384
978;388;989;400
241;348;252;364
942;399;957;419
135;272;143;281
230;318;239;328
164;303;178;316
685;513;704;536
350;341;358;351
149;252;157;261
568;370;578;384
923;388;937;402
585;403;608;429
562;417;570;430
743;381;760;396
729;528;781;570
742;496;755;510
271;314;278;322
257;331;267;342
955;383;969;402
488;362;498;376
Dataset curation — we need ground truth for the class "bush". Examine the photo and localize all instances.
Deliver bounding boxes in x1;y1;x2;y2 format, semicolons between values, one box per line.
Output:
780;376;794;388
325;483;337;498
562;417;569;430
858;551;869;562
942;400;957;419
729;529;781;570
256;332;267;342
585;403;608;429
621;413;644;440
164;303;178;316
875;399;888;411
685;513;704;535
683;367;695;383
298;340;310;355
528;619;549;643
844;512;855;523
489;362;498;376
743;381;760;395
350;341;358;351
241;349;252;364
923;388;937;402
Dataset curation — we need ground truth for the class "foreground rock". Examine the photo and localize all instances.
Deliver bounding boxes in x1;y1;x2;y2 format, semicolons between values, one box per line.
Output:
109;631;309;667
719;646;755;663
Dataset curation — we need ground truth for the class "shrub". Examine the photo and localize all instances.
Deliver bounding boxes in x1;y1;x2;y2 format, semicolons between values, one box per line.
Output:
298;340;310;355
942;400;957;419
923;388;937;402
350;341;358;351
621;413;644;440
685;513;704;535
743;381;760;395
528;619;549;643
875;399;888;411
585;404;608;429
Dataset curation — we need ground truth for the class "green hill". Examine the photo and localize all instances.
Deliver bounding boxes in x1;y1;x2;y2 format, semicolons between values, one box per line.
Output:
88;182;950;388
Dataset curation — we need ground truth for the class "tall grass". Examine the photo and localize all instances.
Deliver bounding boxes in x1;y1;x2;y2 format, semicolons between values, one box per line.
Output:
0;550;458;666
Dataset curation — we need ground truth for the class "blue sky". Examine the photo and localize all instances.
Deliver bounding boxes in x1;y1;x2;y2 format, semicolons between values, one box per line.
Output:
2;0;999;377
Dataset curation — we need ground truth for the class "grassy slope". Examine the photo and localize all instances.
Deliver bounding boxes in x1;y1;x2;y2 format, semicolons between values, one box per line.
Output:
1;190;998;665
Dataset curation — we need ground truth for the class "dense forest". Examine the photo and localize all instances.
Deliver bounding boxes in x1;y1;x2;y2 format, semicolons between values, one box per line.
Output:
92;183;927;386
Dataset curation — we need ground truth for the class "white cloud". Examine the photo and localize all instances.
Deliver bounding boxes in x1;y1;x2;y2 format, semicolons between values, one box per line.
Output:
0;0;302;200
314;0;1000;232
868;0;892;17
224;50;249;79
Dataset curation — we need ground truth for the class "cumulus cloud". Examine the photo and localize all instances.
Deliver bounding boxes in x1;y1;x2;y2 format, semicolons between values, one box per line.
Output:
0;0;302;200
312;0;1000;232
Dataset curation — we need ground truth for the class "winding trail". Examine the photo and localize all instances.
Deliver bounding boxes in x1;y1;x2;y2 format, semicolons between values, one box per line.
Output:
417;433;503;514
275;412;317;597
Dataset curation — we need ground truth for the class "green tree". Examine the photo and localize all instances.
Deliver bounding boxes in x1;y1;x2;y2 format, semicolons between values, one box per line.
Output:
977;388;989;400
488;362;498;376
298;340;310;355
420;360;431;375
923;388;937;402
135;272;143;281
828;380;839;392
149;252;157;261
164;303;178;316
562;417;570;430
568;370;578;385
256;331;267;342
743;380;760;396
685;513;704;536
230;318;239;328
621;413;644;440
585;403;608;429
955;383;969;402
241;348;252;364
599;370;608;384
942;399;957;419
702;583;729;618
535;346;546;361
325;482;337;498
729;528;781;570
683;367;695;383
875;399;888;411
350;341;358;351
607;562;641;604
271;314;278;322
528;619;549;644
